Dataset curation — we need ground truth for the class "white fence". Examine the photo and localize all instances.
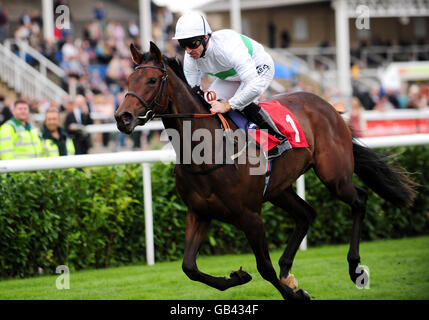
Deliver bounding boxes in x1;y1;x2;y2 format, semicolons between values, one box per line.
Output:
0;43;67;103
1;134;429;264
4;40;66;80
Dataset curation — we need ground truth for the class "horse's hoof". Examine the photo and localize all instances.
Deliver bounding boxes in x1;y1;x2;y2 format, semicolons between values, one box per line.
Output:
295;289;311;301
348;262;360;284
229;266;252;284
281;274;298;292
297;289;311;301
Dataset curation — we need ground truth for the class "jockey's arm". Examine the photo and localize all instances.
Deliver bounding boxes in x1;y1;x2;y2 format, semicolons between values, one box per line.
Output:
228;52;265;111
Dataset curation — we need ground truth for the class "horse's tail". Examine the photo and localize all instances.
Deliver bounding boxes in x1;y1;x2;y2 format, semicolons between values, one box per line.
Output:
352;141;418;209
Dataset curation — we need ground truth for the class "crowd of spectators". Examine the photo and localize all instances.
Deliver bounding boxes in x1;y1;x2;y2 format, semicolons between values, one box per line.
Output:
0;1;429;153
0;1;181;152
352;82;429;112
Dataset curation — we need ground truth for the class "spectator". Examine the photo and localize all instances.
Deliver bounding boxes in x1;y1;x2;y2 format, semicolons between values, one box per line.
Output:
92;93;115;147
0;100;44;160
349;97;365;136
88;19;103;43
106;52;131;90
14;23;30;41
93;1;105;22
369;86;380;106
64;95;93;154
113;21;125;43
41;107;75;157
19;10;31;26
374;94;395;112
386;89;400;109
280;30;290;48
41;39;59;64
407;84;428;109
0;2;8;44
61;37;79;61
89;68;107;94
30;9;42;28
128;19;139;40
37;98;51;114
94;39;112;64
61;55;85;79
0;95;12;125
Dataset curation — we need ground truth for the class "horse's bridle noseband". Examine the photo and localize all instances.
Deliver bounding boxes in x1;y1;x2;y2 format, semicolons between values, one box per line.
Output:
125;64;169;122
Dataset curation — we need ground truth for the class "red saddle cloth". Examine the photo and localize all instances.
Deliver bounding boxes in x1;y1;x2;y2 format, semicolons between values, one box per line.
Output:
248;100;309;152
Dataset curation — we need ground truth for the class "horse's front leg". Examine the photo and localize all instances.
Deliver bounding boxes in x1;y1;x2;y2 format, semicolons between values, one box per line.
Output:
182;210;252;291
239;211;310;301
270;187;316;290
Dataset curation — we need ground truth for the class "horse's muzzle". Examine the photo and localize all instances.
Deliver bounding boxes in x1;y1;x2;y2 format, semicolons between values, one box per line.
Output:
115;111;135;134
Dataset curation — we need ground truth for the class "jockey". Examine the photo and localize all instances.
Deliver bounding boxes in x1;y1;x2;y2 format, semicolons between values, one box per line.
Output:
173;12;291;158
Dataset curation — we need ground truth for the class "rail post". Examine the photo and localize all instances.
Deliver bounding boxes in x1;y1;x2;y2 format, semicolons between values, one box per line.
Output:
142;163;155;266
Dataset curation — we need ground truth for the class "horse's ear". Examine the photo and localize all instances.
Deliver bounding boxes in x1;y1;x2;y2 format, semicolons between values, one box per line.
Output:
149;41;162;64
130;43;143;65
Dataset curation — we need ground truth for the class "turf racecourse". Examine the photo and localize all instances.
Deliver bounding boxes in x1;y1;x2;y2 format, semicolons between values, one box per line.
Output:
1;236;428;300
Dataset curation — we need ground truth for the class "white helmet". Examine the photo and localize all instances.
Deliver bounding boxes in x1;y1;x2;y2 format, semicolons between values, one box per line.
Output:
173;12;212;40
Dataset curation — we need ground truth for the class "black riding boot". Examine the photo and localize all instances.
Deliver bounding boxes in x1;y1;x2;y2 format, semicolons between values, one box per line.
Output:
241;102;292;159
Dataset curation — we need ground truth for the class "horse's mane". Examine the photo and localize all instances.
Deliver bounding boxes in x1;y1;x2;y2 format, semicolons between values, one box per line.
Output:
139;52;212;111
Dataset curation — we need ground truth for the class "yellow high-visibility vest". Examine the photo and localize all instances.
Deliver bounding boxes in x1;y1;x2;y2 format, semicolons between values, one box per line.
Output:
0;118;44;160
42;137;75;157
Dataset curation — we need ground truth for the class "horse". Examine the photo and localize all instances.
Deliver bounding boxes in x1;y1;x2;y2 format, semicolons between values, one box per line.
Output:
115;42;417;300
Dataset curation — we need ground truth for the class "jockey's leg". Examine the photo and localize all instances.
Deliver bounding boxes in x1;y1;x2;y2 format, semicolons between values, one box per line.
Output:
241;103;292;159
241;102;286;141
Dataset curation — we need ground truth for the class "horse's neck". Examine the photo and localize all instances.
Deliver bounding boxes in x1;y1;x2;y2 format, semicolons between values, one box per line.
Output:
169;77;208;115
165;71;216;132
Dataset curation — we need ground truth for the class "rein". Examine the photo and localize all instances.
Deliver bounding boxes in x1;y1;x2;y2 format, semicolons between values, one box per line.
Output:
156;90;231;132
126;63;234;174
126;66;231;130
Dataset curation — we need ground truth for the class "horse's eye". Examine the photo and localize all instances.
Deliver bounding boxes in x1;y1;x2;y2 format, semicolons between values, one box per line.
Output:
148;77;157;84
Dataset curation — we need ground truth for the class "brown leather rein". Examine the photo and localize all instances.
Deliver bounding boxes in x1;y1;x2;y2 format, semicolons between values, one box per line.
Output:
150;91;231;132
126;64;230;131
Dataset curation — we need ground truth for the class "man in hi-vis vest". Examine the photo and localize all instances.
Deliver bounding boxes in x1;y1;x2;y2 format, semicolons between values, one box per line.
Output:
0;100;44;160
41;107;75;157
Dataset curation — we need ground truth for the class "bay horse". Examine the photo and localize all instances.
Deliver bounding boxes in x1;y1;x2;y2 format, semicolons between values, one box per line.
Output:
115;42;417;300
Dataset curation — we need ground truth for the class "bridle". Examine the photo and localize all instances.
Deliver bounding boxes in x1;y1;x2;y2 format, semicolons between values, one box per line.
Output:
124;62;231;130
123;61;237;174
125;63;169;122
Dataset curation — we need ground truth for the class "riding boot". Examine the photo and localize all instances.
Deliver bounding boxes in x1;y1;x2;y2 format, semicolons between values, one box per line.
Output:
241;102;292;159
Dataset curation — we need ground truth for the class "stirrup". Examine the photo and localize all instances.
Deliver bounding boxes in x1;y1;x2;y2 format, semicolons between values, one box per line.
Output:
267;139;292;160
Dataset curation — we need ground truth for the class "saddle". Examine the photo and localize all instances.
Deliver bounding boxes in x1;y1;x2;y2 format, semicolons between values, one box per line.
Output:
228;100;309;155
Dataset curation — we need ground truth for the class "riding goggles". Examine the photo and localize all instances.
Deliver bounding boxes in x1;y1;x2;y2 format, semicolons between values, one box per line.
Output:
178;36;204;49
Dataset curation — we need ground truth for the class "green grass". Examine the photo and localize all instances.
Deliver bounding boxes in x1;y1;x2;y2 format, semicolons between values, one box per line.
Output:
1;236;428;300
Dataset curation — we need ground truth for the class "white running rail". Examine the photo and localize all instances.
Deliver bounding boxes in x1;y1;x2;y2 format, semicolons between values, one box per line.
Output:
1;134;428;261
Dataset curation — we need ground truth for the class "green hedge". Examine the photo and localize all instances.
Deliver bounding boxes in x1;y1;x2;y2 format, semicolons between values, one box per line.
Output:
1;145;429;278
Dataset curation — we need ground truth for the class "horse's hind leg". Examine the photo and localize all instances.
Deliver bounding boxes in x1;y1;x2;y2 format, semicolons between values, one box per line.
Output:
182;210;252;291
270;187;316;288
346;185;368;284
327;181;368;284
238;210;310;300
315;160;369;284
